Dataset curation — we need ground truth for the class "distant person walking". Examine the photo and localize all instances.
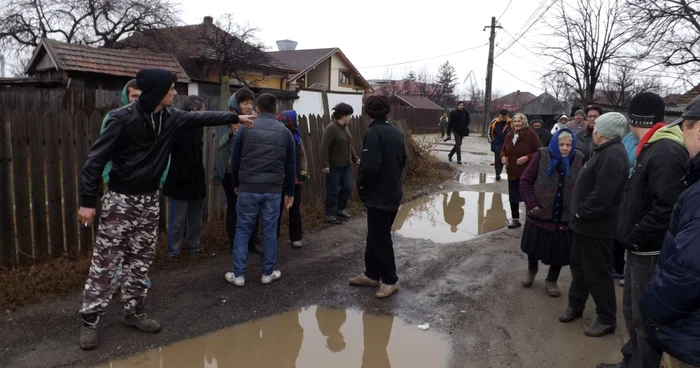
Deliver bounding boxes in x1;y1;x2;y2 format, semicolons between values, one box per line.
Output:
446;101;471;164
320;102;360;224
439;112;449;139
349;96;406;299
559;112;629;338
500;113;542;229
488;109;512;181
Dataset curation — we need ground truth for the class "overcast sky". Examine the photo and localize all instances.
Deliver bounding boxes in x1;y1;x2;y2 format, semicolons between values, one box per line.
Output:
182;0;554;97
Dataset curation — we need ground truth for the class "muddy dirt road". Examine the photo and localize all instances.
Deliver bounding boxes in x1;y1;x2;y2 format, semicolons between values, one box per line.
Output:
0;135;627;368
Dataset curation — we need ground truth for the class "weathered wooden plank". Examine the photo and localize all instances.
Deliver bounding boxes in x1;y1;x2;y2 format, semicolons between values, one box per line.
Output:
0;108;17;267
74;111;92;254
29;112;49;260
60;111;79;258
10;110;33;265
45;112;65;257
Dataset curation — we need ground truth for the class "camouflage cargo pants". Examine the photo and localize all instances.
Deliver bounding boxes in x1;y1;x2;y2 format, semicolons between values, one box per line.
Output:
79;190;160;316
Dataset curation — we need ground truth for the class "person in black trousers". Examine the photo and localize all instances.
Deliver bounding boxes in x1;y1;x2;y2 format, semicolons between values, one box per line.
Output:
560;112;629;338
349;95;406;299
446;101;470;164
276;110;308;248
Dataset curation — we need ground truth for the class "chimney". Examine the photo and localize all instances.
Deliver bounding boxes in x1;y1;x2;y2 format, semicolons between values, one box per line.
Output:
203;16;213;25
276;40;298;51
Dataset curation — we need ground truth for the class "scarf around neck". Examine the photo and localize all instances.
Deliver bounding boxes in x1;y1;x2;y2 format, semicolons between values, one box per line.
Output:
546;128;577;177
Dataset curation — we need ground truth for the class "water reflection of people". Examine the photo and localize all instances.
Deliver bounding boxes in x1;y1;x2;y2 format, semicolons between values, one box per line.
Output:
316;307;347;353
362;312;393;368
443;191;465;233
481;193;508;234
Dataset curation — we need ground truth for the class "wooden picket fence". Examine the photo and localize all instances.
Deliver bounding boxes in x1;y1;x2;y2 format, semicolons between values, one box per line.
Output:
0;109;411;269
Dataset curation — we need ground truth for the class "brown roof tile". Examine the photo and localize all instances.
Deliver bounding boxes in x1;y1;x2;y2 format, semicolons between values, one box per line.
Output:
266;48;337;79
119;23;296;80
32;38;190;82
392;95;444;110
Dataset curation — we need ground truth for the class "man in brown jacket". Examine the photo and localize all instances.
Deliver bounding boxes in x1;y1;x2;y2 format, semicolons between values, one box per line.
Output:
320;102;360;224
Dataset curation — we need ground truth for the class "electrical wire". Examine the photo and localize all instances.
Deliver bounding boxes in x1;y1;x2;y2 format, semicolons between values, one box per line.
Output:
498;0;514;21
358;43;488;69
494;62;543;90
496;0;557;58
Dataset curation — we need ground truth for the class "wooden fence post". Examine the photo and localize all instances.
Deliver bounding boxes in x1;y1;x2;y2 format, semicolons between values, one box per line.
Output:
28;111;49;260
0;108;17;267
11;110;33;265
60;111;79;258
45;112;65;257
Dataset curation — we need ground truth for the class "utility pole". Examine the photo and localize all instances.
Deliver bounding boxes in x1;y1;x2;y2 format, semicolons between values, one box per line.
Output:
482;16;501;137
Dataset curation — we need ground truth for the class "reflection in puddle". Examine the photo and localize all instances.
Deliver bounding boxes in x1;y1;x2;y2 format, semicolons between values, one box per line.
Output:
392;191;509;243
458;172;497;185
97;306;449;368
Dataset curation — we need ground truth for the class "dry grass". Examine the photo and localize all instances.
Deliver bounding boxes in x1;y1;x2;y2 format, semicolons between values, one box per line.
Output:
0;133;450;310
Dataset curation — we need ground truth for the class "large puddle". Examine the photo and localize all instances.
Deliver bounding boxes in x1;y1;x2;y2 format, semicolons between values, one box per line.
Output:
97;306;449;368
392;191;509;243
458;172;498;185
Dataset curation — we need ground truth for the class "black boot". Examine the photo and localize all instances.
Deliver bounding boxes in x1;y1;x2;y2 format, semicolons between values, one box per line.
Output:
585;321;616;337
79;313;100;351
508;219;521;229
559;307;583;323
448;154;453;162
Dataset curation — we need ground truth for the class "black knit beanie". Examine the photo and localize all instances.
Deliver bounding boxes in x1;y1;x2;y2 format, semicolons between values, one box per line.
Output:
136;69;177;113
628;92;665;127
366;95;391;119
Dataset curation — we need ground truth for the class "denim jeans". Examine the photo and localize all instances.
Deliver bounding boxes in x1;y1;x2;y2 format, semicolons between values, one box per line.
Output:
232;192;282;277
325;166;353;217
167;198;204;257
621;252;662;368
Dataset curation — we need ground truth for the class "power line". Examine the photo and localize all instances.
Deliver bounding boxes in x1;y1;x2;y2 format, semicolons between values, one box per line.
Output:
498;0;514;21
494;62;542;90
496;0;557;58
358;43;488;69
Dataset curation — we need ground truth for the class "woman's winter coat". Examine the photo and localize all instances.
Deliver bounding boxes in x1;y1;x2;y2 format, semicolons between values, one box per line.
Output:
499;126;542;180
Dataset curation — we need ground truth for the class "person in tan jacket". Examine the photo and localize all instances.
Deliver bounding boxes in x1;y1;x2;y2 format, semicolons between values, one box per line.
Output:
276;110;308;248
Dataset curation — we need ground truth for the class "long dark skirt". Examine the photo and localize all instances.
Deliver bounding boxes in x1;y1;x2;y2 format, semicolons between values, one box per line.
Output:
520;220;573;267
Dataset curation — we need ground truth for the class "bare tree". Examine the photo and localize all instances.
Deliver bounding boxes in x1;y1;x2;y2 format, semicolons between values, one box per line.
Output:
600;63;663;106
543;0;641;103
0;0;180;67
541;70;575;101
627;0;700;85
198;14;270;85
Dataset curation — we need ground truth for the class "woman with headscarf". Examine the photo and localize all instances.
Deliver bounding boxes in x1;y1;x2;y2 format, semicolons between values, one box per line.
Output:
500;113;542;229
519;128;584;297
276;110;308;248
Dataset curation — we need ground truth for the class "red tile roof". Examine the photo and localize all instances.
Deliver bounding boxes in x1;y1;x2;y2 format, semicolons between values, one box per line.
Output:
28;38;190;82
267;48;337;80
119;23;296;80
392;95;444;111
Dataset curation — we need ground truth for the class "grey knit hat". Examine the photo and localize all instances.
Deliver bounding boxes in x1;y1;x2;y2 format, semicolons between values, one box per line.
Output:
575;110;586;118
594;112;629;140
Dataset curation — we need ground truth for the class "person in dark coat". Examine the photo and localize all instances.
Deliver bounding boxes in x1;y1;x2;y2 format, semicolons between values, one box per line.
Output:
520;128;584;297
642;95;700;368
276;110;308;248
163;95;207;258
488;109;512;180
596;95;688;368
531;118;553;147
443;191;465;233
500;113;542;229
575;105;602;160
349;95;406;299
559;112;629;338
446;101;471;164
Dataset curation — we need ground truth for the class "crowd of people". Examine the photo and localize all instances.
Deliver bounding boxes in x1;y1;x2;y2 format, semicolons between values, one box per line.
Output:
443;95;699;368
74;68;406;351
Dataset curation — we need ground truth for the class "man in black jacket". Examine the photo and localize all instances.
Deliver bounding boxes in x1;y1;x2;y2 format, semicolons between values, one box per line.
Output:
560;112;629;338
349;95;406;299
163;95;208;258
76;69;254;350
446;101;470;164
598;93;688;368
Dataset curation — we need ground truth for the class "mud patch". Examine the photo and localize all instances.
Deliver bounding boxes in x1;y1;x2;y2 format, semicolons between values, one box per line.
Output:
392;191;509;243
97;306;449;368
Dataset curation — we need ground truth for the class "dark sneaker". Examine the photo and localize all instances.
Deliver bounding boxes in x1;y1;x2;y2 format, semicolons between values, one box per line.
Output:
508;219;522;229
456;161;463;165
189;249;201;256
123;313;162;334
79;314;100;351
522;270;537;288
585;321;615;337
336;210;351;219
559;307;583;323
596;363;625;368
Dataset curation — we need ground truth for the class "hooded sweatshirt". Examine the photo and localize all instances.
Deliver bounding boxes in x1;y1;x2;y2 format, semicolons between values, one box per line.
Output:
100;80;170;186
617;124;688;254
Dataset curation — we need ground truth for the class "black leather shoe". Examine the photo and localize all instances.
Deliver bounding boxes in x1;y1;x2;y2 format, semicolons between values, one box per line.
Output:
596;362;625;368
558;307;582;323
448;154;453;162
585;321;616;337
507;219;521;229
